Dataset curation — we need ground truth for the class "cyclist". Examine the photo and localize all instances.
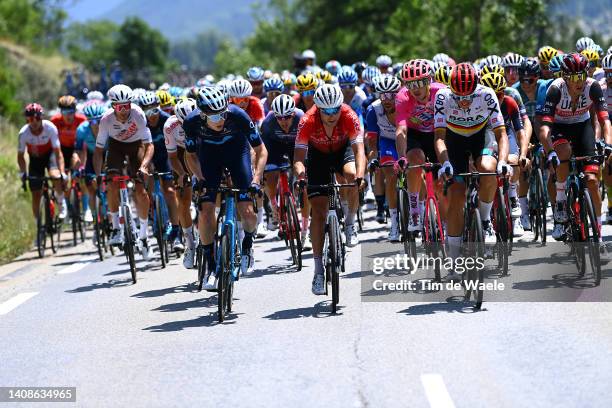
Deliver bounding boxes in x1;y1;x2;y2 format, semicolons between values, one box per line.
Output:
164;98;198;268
365;74;402;241
502;53;524;86
434;63;510;278
281;72;297;95
293;84;366;295
76;103;107;242
581;48;601;79
93;84;155;260
261;77;284;115
376;55;393;73
325;60;341;77
260;94;311;249
294;73;318;112
539;53;611;240
338;69;367;124
156;90;175;115
600;54;612;223
138;91;183;253
247;66;266;99
538;46;559;80
17;103;66;219
361;66;382;109
575;36;595;53
434;64;452;86
183;87;268;286
316;70;334;85
395;59;446;233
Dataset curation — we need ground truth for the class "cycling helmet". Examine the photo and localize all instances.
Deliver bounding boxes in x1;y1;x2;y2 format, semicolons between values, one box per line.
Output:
313;84;344;109
271;94;296;116
561;52;588;74
86;90;104;101
432;53;450;64
24;103;44;116
518;58;541;77
352;61;367;76
302;49;316;60
316;70;333;84
83;103;106;120
158;83;171;91
175;98;197;123
483;55;503;67
281;72;297;87
449;63;478;96
246;66;265;81
431;61;446;74
362;66;381;86
376;54;393;68
503;53;525;68
264;77;284;93
392;62;403;75
401;59;431;82
107;84;133;104
602;54;612;70
156;90;175;107
138;91;159;107
132;88;146;99
58;95;77;109
169;86;183;98
197;87;228;114
296;73;318;91
480;72;507;93
587;44;604;59
549;54;564;74
374;74;401;93
228;79;253;98
575;36;594;52
480;63;505;76
537;46;558;65
434;64;452;85
325;60;341;76
337;68;358;85
581;48;600;65
186;86;200;100
607;45;612;56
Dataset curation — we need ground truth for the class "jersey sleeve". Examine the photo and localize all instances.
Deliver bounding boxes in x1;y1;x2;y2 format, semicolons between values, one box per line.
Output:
541;84;562;125
48;122;60;149
589;80;610;122
135;111;152;143
182;116;198;154
507;98;524;131
509;88;527;118
484;89;504;129
96;117;110;148
295;114;312;150
17;127;27;153
433;92;447;129
342;106;363;145
75;124;86;150
163;120;178;153
365;105;380;140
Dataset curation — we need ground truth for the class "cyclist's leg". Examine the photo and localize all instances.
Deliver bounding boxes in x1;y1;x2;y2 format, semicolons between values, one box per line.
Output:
406;130;427;228
445;131;470;261
550;124;574;212
227;139;257;254
28;155;49;218
573;121;601;221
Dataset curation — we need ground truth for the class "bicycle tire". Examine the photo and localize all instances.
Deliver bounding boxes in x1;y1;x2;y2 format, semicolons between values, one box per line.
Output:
581;189;601;285
398;189;416;258
217;233;231;322
196;245;205;291
70;189;79;246
93;206;104;261
37;197;47;258
567;185;586;275
357;190;364;232
328;219;340;314
285;193;303;270
536;168;547;244
227;234;239;313
154;196;167;268
426;198;442;282
464;209;484;309
494;187;510;276
124;208;137;283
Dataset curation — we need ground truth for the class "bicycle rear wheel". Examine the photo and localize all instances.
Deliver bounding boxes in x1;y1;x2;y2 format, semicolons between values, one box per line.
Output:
426;199;443;282
93;206;104;261
37;197;48;258
124;208;137;283
154;196;167;268
398;189;416;258
357;190;364;232
567;186;586;276
70;188;80;246
464;209;484;309
581;189;601;286
494;187;510;276
285;193;302;270
217;233;231;322
536;168;547;244
328;219;340;314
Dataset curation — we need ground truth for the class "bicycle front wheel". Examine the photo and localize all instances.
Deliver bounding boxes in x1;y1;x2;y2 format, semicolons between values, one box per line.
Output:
328;219;340;313
285;193;302;270
124;208;137;283
581;189;601;286
217;233;231;322
93;206;104;261
426;199;443;282
536;168;547;244
465;209;484;310
37;197;48;258
154;196;167;268
494;187;510;276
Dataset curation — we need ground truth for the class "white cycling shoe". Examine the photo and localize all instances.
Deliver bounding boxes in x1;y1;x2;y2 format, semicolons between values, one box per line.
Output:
137;238;154;261
203;273;217;290
241;247;255;276
183;246;195;269
311;273;326;295
389;223;400;242
84;208;93;223
108;228;124;246
520;213;532;231
345;224;359;247
256;222;267;238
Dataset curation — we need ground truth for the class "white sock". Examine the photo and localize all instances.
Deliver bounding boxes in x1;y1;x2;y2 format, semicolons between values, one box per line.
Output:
519;196;528;216
139;217;148;239
448;235;462;261
479;200;493;222
110;212;120;229
509;182;518;199
57;193;65;206
555;181;566;202
390;208;398;226
408;192;419;214
257;207;264;225
182;226;194;248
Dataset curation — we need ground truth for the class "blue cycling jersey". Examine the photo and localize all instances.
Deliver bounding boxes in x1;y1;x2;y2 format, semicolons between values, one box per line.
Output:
75;121;97;154
512;80;547;121
535;79;555;116
148;110;170;144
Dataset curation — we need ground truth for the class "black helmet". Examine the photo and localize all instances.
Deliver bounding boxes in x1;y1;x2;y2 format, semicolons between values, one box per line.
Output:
518;58;541;78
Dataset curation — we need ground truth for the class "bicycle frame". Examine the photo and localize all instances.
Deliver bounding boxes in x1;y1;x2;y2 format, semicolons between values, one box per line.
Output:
216;188;241;281
406;162;444;243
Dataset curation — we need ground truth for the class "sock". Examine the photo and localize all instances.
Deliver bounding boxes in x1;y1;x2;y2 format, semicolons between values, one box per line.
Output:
447;235;462;261
418;200;425;217
314;255;324;276
390;208;398;226
242;229;254;253
57;193;64;206
555;181;566;201
301;215;309;232
182;226;194;248
110;212;120;229
238;221;244;243
509;182;518;199
479;200;493;222
139;217;148;239
408;192;419;214
203;243;214;273
375;195;385;214
346;210;356;226
341;200;349;219
257;207;264;225
519;196;529;216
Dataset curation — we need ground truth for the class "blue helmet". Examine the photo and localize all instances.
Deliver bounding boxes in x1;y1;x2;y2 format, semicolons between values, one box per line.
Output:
247;66;265;81
263;77;284;93
169;86;183;98
337;68;358;85
83;103;107;120
549;54;564;74
325;60;342;76
362;66;381;86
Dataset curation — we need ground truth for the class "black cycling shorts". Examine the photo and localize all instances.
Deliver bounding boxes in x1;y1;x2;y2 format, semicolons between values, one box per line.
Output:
551;119;598;172
446;128;497;174
306;142;355;199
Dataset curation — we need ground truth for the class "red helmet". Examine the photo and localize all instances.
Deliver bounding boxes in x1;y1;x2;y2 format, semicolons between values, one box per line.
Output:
450;63;478;96
561;52;588;74
24;103;44;116
401;59;431;82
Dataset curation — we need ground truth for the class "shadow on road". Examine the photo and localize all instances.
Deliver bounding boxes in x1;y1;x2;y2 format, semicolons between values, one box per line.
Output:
398;298;485;315
143;311;241;331
66;278;133;293
131;283;193;298
264;301;343;319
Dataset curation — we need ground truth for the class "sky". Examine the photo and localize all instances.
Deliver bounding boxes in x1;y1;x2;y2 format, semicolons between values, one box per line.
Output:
63;0;124;22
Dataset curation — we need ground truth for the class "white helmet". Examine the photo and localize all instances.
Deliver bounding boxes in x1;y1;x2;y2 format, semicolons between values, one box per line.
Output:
175;98;197;123
197;86;228;114
432;53;450;64
159;82;171;91
373;74;401;93
483;55;503;67
302;49;316;60
576;36;594;52
503;53;525;68
376;54;393;67
107;84;133;104
602;54;612;70
608;45;612;56
271;94;296;116
138;91;159;107
228;79;252;98
87;90;104;101
314;84;344;109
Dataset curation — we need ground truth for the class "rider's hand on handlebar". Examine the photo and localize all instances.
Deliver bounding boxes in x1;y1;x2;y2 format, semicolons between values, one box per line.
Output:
394;156;407;174
547;151;560;170
519;156;531;171
355;177;367;191
249;182;263;196
497;160;513;177
438;160;453;179
368;158;380;172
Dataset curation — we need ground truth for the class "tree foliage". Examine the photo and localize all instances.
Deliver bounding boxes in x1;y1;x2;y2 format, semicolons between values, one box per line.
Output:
64;20;120;71
0;0;67;51
114;17;170;73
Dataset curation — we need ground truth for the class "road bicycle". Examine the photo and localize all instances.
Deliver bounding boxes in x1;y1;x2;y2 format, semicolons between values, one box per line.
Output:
150;171;173;268
68;170;85;246
23;176;63;258
526;144;548;244
92;174;114;261
111;174;137;283
492;170;513;276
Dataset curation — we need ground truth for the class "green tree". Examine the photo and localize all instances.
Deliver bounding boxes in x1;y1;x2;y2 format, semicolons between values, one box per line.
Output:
0;0;66;51
114;17;170;74
64;20;120;70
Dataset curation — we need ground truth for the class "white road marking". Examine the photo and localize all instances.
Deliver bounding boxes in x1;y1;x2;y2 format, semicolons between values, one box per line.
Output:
0;292;39;315
421;374;456;408
57;261;92;275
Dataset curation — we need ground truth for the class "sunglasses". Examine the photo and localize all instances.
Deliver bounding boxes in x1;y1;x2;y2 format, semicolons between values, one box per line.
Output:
505;67;519;75
564;72;587;82
300;89;315;97
232;97;250;104
405;78;431;90
340;84;356;89
203;110;228;122
26;115;42;122
320;107;341;116
520;77;537;84
113;103;131;112
145;107;161;117
61;108;76;114
452;93;476;103
379;92;397;101
275;113;294;121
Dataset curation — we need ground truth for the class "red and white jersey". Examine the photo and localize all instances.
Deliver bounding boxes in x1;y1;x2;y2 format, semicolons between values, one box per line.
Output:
18;120;60;157
163;115;186;153
96;104;152;148
541;77;609;125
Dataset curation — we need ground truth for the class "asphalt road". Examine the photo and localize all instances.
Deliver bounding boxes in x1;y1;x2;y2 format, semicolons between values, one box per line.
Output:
1;203;612;408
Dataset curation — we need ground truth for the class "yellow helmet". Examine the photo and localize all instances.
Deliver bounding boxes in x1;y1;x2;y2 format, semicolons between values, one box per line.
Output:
296;73;318;91
581;49;600;64
316;70;333;84
480;64;505;77
538;46;558;64
156;90;175;107
480;72;507;93
434;65;452;86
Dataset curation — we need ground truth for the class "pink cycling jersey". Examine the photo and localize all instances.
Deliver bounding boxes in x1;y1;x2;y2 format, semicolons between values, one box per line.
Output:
395;82;445;132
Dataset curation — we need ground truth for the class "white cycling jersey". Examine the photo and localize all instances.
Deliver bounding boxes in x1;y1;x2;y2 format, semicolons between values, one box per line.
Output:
96;104;152;148
434;85;504;136
541;77;608;125
599;78;612;116
365;100;396;140
18;120;60;157
163;115;185;153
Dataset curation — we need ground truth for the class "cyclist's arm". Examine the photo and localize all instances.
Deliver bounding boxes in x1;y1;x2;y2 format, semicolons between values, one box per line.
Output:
49;124;65;174
93;147;104;176
433;92;448;163
365;106;379;158
589;81;611;145
140;142;153;173
352;141;366;179
252;143;268;185
522;115;533;144
17;133;26;174
164;122;184;179
494;126;509;163
509;100;528;160
538;84;561;154
293;118;309;179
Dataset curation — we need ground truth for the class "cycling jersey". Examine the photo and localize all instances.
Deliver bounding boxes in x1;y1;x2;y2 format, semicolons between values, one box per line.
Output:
261;109;304;165
504;87;527;118
75;121;97;155
261;97;272;115
293;94;313;113
593;68;605;82
147;111;171;178
96;104;152;148
366;100;396;140
50;112;87;148
295;104;362;153
244;97;265;123
500;95;523;155
163;115;186;153
147;110;170;144
434;85;505;136
512;80;547;121
535;79;555;116
18;120;60;157
395;82;444;132
599;78;612;116
540;78;609;125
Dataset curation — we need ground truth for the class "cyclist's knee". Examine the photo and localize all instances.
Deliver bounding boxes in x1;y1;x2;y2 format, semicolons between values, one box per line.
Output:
554;142;571;158
406;148;425;164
